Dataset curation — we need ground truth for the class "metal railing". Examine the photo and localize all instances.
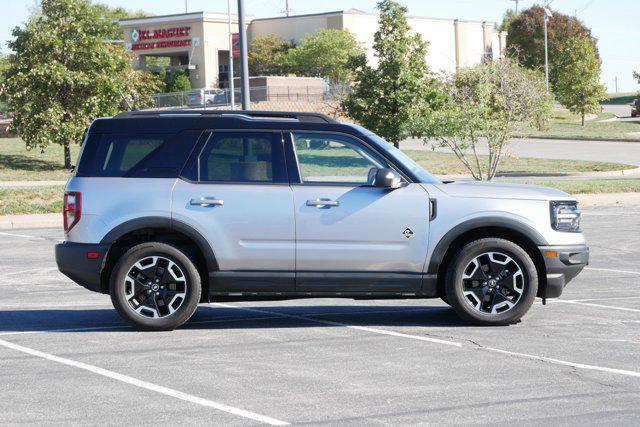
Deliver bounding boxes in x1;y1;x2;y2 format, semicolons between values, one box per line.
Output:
149;85;349;110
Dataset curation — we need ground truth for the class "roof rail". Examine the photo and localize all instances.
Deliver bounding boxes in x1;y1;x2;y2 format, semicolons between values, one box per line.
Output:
113;109;340;124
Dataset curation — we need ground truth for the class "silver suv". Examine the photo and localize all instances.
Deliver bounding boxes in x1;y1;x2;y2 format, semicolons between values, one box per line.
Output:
55;110;588;331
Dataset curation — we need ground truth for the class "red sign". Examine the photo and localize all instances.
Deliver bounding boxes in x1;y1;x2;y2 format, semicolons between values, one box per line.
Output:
232;33;240;59
130;26;192;51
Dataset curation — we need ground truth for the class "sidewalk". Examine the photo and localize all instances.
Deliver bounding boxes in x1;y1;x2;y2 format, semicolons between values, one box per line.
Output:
0;180;67;188
0;213;60;230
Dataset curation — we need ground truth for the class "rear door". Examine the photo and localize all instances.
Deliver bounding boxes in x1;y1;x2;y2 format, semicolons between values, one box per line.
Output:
172;130;295;292
288;131;431;292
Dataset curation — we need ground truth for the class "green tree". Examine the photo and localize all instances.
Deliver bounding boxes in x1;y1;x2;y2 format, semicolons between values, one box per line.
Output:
422;59;552;180
499;9;519;32
507;5;597;94
4;0;161;168
248;34;294;76
554;35;606;126
163;70;192;93
279;29;363;84
92;3;151;39
341;0;444;148
0;54;9;116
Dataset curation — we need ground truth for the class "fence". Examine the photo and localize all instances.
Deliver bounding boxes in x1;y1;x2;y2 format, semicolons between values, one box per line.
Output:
148;85;350;118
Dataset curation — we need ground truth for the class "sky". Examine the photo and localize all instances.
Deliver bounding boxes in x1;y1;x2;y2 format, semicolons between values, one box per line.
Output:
2;0;638;92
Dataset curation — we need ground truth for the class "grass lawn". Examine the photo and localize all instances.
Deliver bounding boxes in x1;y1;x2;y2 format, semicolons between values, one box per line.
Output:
0;138;81;181
518;179;640;195
0;185;63;215
517;110;640;141
601;93;637;105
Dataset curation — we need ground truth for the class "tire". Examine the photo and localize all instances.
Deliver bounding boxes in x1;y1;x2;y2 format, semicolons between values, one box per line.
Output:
110;242;202;331
445;238;538;326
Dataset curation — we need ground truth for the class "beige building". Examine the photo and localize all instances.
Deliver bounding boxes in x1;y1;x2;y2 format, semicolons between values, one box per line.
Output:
120;9;506;90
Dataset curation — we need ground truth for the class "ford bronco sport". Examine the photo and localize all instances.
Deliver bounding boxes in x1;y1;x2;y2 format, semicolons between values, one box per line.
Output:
55;110;589;331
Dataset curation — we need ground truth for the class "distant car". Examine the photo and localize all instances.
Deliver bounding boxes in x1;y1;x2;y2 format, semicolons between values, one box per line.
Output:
186;89;228;107
631;99;639;118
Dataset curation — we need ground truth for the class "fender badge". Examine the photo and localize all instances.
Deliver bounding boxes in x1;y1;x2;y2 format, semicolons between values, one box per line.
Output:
402;228;414;238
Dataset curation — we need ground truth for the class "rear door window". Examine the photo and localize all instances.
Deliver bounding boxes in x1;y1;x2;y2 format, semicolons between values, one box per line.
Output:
182;131;287;183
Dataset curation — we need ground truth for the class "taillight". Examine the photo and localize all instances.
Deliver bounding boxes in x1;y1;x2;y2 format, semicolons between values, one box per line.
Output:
63;191;82;233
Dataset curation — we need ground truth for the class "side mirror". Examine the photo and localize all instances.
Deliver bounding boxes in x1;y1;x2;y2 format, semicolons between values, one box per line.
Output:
373;168;404;189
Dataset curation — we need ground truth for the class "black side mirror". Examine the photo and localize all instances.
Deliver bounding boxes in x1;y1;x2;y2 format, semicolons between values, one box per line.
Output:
373;168;404;189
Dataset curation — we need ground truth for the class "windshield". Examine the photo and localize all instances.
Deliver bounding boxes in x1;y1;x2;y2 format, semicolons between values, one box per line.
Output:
366;133;440;184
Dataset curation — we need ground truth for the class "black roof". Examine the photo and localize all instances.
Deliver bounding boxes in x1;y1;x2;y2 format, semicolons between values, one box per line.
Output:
113;109;339;124
92;109;357;135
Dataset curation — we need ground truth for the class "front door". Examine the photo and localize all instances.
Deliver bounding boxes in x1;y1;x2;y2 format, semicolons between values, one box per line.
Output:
172;130;295;292
288;132;431;292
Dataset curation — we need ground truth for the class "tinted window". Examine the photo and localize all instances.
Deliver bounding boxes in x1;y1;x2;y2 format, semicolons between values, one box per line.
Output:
292;132;387;184
191;131;286;183
76;130;201;178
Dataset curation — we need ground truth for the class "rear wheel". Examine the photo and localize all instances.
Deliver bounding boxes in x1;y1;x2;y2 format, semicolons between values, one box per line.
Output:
110;242;201;331
445;238;538;326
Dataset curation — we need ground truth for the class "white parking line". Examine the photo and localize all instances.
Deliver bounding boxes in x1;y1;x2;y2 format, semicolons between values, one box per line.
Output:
552;299;640;313
0;231;47;240
5;267;59;277
212;303;463;347
585;267;640;275
0;338;289;426
482;346;640;378
214;303;640;379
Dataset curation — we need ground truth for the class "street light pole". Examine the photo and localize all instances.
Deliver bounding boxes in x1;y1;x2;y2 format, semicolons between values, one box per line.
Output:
543;7;552;94
227;0;235;110
237;0;250;110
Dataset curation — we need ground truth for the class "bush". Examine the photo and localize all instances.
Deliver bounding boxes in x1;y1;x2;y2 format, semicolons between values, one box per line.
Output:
420;59;552;181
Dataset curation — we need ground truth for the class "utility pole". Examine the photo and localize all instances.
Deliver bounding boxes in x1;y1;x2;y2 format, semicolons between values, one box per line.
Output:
510;0;520;13
185;0;188;13
285;0;290;16
615;76;618;93
227;0;235;110
543;7;552;94
237;0;250;110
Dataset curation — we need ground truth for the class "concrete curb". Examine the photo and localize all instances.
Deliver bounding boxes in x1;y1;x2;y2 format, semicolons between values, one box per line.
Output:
0;180;67;188
0;213;61;230
435;166;640;181
512;135;640;143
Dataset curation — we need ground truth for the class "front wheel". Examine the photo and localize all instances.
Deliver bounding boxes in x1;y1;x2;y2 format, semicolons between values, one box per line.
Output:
110;242;201;331
445;238;538;326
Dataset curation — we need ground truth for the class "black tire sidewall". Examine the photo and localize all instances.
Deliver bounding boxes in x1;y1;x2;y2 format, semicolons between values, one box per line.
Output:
110;242;201;331
445;238;538;326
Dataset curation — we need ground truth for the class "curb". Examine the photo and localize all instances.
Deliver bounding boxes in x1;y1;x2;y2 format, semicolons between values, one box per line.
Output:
435;166;640;181
0;213;61;230
0;180;67;188
512;135;640;143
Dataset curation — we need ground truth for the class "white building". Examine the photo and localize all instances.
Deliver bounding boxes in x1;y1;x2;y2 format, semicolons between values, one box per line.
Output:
120;9;507;89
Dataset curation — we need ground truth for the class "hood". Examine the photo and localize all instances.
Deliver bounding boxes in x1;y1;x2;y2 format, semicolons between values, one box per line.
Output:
433;180;575;201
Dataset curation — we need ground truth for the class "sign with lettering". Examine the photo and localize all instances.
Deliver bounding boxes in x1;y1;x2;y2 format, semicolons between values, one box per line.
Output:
130;26;192;51
232;33;240;59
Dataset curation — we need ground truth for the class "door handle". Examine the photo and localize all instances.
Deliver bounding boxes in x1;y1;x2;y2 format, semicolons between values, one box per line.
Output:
306;198;339;208
190;197;224;207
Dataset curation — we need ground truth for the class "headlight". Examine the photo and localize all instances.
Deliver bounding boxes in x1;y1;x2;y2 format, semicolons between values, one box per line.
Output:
550;201;581;232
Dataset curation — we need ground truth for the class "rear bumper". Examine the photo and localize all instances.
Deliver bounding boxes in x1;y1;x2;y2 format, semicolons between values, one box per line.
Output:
55;241;107;293
539;244;589;298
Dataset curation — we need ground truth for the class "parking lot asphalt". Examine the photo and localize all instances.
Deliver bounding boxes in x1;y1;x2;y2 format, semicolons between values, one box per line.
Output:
1;204;639;425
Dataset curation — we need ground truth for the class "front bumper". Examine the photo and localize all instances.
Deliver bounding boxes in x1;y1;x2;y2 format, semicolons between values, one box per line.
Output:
55;241;108;293
539;244;589;298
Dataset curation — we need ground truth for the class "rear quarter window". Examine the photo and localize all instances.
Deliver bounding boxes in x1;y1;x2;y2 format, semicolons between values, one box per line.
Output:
76;130;202;178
